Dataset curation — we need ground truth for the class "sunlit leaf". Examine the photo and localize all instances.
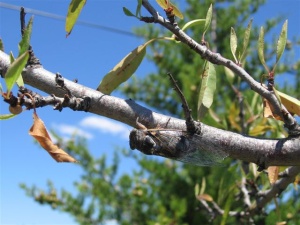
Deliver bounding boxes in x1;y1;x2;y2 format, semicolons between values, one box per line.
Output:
97;42;148;94
197;62;216;120
156;0;184;19
0;113;17;120
240;19;252;62
230;27;238;63
29;112;78;163
10;52;24;87
181;19;206;31
275;20;288;68
18;16;33;56
258;27;269;72
202;4;212;35
123;7;136;17
5;51;29;97
65;0;86;36
276;89;300;116
268;166;279;184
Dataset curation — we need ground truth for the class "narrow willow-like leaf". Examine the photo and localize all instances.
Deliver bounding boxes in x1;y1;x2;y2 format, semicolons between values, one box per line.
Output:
97;43;148;94
230;27;238;63
240;19;252;62
197;62;217;120
156;0;184;19
275;20;288;66
5;51;29;96
0;38;4;51
181;19;206;31
65;0;86;36
97;37;173;94
224;67;235;85
18;16;33;56
136;0;143;17
258;26;269;72
0;114;17;120
202;4;212;35
123;7;136;17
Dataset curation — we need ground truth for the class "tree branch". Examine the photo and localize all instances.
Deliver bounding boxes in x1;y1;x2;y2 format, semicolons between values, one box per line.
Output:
1;50;300;167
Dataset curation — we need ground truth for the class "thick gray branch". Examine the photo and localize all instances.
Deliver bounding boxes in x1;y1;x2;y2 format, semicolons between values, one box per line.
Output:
1;50;300;167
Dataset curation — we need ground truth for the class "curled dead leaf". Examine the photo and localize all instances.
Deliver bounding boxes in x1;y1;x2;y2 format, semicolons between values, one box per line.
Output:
262;98;282;121
29;112;77;163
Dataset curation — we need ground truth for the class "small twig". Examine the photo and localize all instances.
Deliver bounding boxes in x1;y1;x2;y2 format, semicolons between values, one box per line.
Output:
167;72;199;134
20;7;26;36
250;166;300;215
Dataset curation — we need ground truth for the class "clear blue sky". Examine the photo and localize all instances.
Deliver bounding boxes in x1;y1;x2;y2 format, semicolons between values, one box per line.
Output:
0;1;299;224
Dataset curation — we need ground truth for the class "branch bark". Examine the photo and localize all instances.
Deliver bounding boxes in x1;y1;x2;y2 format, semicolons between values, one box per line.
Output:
1;50;300;167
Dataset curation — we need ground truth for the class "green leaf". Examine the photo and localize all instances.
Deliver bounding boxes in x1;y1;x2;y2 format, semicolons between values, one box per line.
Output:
181;19;206;32
0;38;4;51
5;51;29;96
197;62;217;120
240;19;252;62
9;52;24;87
97;43;147;94
224;67;235;85
18;16;33;56
123;7;136;17
258;26;269;72
65;0;86;36
0;114;17;120
275;20;288;67
202;4;212;35
230;27;238;63
136;0;143;17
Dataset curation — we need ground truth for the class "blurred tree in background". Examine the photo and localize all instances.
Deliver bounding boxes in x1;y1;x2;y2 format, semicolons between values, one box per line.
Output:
20;0;300;224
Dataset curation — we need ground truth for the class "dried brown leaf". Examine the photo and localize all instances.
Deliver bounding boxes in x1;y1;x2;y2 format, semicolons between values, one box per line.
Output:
29;112;77;163
262;98;282;121
196;193;213;202
268;166;279;184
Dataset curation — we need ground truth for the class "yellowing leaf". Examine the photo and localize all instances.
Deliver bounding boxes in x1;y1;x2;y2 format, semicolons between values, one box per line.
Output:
276;89;300;116
249;124;273;136
97;43;147;94
156;0;184;19
197;62;216;120
65;0;86;36
196;193;213;202
29;112;77;163
268;166;279;184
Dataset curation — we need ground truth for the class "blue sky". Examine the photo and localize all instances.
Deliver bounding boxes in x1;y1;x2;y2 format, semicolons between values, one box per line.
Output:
0;0;300;224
